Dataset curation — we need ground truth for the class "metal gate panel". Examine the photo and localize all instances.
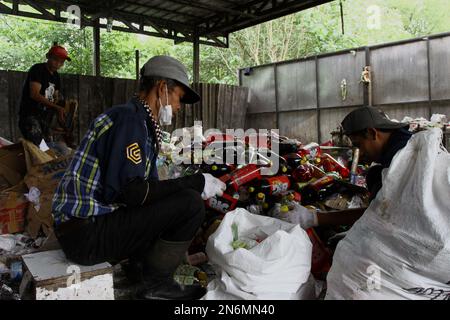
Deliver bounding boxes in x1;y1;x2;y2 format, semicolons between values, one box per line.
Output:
241;66;276;114
319;107;358;143
278;110;318;143
429;36;450;100
371;41;429;105
276;60;317;111
318;51;365;108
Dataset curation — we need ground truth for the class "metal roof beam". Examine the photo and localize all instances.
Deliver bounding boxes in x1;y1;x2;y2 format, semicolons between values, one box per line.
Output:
121;0;200;20
169;0;257;19
198;0;333;37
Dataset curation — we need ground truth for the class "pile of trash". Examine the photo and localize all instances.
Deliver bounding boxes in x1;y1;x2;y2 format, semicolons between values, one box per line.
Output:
400;113;449;132
0;137;73;295
156;127;370;281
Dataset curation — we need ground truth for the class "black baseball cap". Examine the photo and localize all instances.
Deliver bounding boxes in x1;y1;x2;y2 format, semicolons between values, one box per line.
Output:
341;106;409;135
140;55;200;104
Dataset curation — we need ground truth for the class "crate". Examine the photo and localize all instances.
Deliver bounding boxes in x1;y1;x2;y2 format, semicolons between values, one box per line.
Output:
21;249;114;300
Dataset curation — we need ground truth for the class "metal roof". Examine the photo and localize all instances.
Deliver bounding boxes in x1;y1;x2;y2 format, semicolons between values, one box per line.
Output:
0;0;334;47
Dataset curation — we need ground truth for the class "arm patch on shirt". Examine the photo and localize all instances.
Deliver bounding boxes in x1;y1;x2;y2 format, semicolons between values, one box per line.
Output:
126;142;142;164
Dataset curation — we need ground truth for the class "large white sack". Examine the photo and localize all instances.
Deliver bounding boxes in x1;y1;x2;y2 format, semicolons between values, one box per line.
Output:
326;129;450;300
203;208;315;300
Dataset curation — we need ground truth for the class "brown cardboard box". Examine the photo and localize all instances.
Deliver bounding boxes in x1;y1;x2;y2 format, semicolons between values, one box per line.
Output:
0;143;27;191
0;188;29;234
24;156;72;238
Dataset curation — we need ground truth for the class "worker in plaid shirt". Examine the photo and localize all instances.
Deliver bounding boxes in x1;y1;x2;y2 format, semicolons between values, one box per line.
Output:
52;56;225;300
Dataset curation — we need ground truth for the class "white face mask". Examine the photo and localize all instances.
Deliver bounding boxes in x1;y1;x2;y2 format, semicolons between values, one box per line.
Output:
158;84;173;126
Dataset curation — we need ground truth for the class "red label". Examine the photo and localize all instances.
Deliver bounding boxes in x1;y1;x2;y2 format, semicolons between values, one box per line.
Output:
222;164;261;191
205;193;238;214
309;175;334;191
267;176;290;195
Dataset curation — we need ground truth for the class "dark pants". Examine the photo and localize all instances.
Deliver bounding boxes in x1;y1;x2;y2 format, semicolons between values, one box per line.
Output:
55;189;205;266
19;112;53;146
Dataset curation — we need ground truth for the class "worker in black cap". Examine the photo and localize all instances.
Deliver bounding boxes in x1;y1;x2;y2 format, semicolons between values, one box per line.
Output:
52;55;226;300
285;106;413;229
341;106;412;201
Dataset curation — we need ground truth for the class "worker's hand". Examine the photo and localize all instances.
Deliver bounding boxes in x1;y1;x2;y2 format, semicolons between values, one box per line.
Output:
201;173;226;200
289;202;319;229
273;202;319;230
57;106;66;126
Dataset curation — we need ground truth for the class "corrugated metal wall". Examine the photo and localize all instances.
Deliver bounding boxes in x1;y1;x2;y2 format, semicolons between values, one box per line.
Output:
0;72;248;143
240;32;450;143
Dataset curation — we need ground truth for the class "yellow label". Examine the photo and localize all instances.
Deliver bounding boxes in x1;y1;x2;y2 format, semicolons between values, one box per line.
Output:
126;143;142;164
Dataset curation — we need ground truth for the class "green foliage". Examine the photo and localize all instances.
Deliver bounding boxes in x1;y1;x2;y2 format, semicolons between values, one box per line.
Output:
0;0;449;84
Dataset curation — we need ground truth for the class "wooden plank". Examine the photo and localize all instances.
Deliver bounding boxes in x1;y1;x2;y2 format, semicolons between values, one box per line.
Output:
8;71;27;141
22;249;112;288
200;83;208;129
224;85;233;129
208;83;215;129
0;71;10;140
60;74;80;143
77;77;92;139
216;84;225;131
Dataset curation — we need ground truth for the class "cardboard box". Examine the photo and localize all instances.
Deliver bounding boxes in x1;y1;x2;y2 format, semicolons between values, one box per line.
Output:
0;143;27;191
24;156;72;238
0;190;29;234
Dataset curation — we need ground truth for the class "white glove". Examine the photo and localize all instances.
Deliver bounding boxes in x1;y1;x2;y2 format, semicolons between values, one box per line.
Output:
289;202;319;229
272;202;319;229
201;173;226;200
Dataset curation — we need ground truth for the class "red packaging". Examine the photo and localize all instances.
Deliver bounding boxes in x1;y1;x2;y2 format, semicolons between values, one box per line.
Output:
292;191;302;202
244;134;269;149
308;173;338;192
0;191;28;234
220;164;262;191
292;164;313;182
321;153;350;178
298;142;322;160
306;228;333;279
205;192;238;214
264;176;291;195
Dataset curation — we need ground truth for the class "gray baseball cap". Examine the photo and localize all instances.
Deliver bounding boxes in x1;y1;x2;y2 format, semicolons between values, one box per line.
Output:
140;55;200;104
341;106;409;135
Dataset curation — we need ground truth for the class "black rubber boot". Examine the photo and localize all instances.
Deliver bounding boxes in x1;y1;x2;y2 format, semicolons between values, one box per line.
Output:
138;238;206;300
121;258;144;284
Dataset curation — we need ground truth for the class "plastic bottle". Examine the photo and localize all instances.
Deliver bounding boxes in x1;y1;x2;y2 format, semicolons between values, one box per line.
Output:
220;164;262;191
187;252;208;266
321;153;350;179
252;175;291;196
298;142;322;162
292;164;313;182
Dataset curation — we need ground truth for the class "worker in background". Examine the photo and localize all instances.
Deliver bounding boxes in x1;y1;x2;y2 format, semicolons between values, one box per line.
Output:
52;56;226;300
18;45;70;146
284;106;412;229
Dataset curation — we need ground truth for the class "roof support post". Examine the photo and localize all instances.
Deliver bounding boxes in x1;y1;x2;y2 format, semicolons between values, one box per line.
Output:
193;32;200;83
93;19;101;76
